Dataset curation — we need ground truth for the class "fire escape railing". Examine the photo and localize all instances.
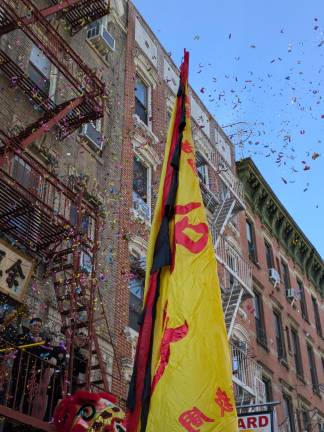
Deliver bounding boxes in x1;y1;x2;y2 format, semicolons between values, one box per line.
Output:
0;131;95;253
214;236;253;296
193;126;245;209
231;342;265;403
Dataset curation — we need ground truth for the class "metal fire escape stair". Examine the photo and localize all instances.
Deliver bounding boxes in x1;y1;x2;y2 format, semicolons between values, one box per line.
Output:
212;192;236;245
222;282;244;338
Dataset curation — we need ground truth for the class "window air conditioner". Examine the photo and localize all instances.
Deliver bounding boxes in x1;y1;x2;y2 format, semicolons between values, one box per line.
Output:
87;21;115;55
286;288;300;300
269;268;280;286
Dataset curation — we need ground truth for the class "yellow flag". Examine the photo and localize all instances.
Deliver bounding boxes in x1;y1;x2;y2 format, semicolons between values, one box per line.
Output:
127;51;238;432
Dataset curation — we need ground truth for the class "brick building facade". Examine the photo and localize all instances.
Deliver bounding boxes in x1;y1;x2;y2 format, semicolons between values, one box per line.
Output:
237;158;324;431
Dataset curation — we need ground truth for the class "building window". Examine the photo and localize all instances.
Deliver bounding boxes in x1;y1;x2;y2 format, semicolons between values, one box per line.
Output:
285;326;292;353
196;158;209;186
28;45;51;96
291;327;303;378
280;259;291;293
262;376;273;403
311;296;323;338
128;268;144;331
282;394;296;432
254;291;267;347
301;409;310;432
307;344;319;393
246;219;257;262
132;157;150;220
297;279;308;321
135;76;149;125
264;240;274;269
273;310;287;362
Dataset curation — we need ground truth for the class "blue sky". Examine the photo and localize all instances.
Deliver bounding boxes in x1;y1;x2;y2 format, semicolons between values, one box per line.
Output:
133;0;324;257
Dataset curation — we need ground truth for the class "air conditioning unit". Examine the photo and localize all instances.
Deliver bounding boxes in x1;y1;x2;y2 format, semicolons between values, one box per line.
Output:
269;268;280;286
87;21;115;55
286;288;300;300
80;123;104;152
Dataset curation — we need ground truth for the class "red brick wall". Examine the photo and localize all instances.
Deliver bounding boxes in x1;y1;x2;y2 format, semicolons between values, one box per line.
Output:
239;208;324;426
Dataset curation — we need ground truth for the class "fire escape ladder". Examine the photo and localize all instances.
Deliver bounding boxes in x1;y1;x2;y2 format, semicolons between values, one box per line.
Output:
47;197;119;395
222;282;244;338
212;192;236;247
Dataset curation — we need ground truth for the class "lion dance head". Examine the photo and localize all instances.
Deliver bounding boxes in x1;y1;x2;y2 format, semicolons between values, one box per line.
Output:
53;390;126;432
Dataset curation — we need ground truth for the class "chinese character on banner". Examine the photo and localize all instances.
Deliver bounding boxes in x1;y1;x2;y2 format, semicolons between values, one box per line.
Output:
215;387;234;417
178;407;214;432
174;203;209;254
6;259;25;290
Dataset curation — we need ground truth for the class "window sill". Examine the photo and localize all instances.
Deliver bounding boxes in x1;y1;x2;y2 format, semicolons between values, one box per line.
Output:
133;114;159;145
296;374;306;384
279;358;289;369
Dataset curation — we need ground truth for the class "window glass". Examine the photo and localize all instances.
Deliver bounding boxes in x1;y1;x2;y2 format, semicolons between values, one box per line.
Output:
281;259;291;291
312;296;322;337
133;158;148;203
297;279;308;320
264;241;274;269
307;344;319;392
291;328;303;377
135;76;149;124
246;219;257;262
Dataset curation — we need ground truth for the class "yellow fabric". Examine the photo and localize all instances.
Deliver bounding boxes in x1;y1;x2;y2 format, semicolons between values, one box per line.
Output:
142;82;238;432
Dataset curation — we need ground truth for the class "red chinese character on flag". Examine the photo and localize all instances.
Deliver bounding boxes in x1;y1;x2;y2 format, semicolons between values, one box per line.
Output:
174;203;209;254
179;407;214;432
214;387;234;417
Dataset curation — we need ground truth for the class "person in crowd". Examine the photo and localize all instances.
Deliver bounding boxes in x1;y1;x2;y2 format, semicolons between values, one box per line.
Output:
11;317;52;415
72;331;88;394
44;345;67;421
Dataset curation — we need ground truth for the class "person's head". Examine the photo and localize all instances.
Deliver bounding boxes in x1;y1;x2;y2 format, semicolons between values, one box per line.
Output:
29;317;42;336
75;331;87;347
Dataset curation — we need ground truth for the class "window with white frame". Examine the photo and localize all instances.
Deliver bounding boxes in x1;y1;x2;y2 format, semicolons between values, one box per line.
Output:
196;155;209;186
132;156;151;220
28;45;52;96
135;75;149;125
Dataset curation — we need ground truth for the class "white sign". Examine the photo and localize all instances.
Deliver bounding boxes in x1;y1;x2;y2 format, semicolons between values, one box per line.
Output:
239;412;272;432
0;239;33;302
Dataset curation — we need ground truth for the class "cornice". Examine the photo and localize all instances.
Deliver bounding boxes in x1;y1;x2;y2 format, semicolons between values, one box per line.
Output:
236;158;324;297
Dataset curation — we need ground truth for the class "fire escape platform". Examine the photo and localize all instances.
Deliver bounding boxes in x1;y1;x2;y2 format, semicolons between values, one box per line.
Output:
0;405;55;431
51;0;110;34
0;132;96;256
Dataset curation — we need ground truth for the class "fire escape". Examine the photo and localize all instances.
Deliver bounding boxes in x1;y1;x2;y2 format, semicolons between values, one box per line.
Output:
0;0;118;428
0;0;108;166
193;126;254;339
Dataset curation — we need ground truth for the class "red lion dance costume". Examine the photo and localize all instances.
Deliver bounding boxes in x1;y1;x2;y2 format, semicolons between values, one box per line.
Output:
53;391;126;432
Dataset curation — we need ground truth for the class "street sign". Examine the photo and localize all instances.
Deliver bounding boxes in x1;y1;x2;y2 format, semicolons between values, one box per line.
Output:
238;412;272;431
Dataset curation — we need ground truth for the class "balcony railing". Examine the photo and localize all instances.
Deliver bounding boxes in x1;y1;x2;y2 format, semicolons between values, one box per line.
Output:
231;343;265;402
215;236;253;296
0;336;58;429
